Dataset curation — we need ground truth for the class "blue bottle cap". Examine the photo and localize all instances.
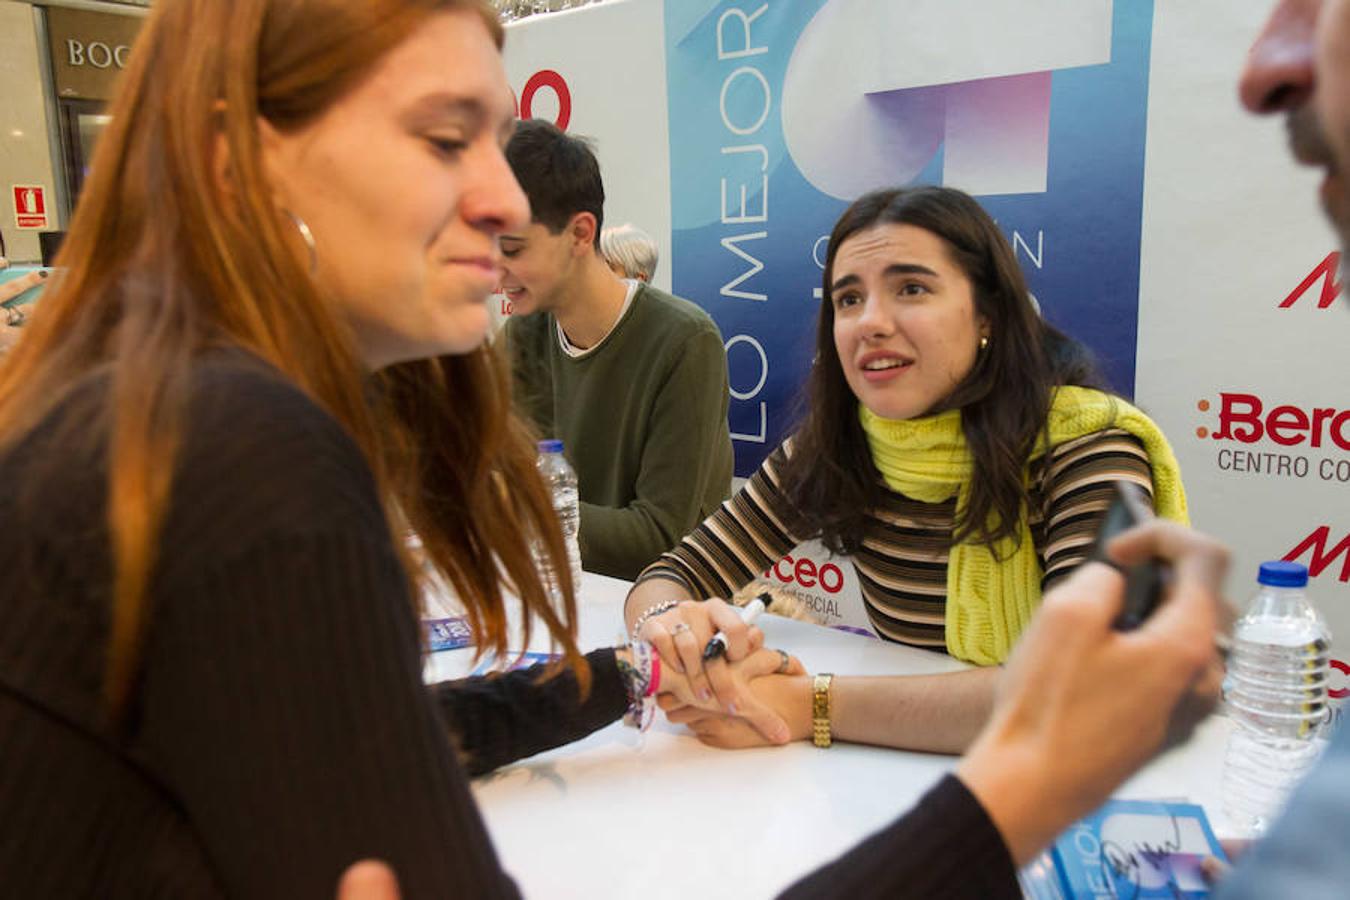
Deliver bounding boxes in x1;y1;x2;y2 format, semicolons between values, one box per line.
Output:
1257;560;1309;587
537;439;564;454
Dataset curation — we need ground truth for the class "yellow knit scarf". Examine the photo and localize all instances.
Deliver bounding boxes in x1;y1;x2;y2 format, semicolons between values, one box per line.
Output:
859;386;1188;665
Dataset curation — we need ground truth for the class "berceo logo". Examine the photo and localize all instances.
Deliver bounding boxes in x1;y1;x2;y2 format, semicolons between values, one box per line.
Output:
1199;393;1350;451
761;554;845;594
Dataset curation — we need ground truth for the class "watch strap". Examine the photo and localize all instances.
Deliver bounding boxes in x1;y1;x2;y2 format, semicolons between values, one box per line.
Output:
812;673;834;748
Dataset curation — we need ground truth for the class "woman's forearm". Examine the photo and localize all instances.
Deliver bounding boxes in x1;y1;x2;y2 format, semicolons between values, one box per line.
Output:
831;667;1000;753
754;667;1000;752
623;576;697;633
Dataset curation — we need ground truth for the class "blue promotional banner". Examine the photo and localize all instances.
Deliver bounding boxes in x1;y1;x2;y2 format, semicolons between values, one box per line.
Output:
665;0;1154;475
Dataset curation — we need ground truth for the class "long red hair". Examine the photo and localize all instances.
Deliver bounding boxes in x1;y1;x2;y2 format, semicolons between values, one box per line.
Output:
0;0;585;719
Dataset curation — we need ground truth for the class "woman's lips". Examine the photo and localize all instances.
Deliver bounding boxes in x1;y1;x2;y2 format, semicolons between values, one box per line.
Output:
858;357;913;383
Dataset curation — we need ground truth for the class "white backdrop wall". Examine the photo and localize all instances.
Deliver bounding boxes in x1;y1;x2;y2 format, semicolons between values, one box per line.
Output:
1138;1;1350;708
503;0;1350;696
500;0;672;293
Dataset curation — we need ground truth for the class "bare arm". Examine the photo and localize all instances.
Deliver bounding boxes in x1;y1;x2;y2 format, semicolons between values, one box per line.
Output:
667;666;998;753
833;668;998;752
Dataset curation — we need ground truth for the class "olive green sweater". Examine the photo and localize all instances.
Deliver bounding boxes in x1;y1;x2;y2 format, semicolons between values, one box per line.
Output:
504;283;733;579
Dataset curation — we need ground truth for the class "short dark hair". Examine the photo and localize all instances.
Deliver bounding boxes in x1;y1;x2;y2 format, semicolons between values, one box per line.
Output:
780;185;1105;555
505;119;604;247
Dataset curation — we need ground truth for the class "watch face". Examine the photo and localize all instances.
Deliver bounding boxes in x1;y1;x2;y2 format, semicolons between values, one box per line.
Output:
813;674;833;702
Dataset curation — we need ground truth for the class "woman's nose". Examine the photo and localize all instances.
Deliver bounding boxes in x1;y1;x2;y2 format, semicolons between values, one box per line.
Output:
856;295;894;338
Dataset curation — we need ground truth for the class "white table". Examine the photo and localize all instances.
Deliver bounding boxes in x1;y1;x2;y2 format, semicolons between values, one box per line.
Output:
424;573;1235;899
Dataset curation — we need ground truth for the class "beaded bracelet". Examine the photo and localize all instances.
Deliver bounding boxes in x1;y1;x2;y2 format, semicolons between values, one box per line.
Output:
629;599;678;638
617;640;660;731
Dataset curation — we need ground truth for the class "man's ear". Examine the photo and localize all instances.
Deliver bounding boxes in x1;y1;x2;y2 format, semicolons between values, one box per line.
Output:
568;211;598;255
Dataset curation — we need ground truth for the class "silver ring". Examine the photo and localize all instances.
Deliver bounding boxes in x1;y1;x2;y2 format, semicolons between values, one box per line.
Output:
775;649;791;674
670;622;692;637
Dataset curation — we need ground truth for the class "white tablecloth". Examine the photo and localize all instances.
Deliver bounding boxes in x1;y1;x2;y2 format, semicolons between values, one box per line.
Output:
424;572;1233;899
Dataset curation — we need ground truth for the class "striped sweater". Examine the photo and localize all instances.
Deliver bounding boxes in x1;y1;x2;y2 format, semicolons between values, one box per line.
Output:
637;428;1154;652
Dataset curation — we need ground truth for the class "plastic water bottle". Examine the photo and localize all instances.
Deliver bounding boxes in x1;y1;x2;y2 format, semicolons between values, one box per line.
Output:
536;439;582;599
1222;560;1331;836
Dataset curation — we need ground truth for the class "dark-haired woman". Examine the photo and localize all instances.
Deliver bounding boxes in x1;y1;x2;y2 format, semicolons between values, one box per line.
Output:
625;185;1188;752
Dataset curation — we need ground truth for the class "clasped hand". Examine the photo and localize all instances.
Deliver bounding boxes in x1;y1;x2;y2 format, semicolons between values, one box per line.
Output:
640;597;803;744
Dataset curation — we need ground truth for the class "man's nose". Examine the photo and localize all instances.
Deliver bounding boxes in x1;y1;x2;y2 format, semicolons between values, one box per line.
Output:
1238;0;1318;114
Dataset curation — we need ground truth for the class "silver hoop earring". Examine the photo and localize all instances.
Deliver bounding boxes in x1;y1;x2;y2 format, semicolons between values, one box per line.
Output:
282;208;317;274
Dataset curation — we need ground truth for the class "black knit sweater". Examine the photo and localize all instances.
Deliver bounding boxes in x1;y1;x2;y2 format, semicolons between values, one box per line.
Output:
0;353;625;897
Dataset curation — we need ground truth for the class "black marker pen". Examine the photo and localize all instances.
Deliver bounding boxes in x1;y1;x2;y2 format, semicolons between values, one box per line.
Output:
702;593;770;662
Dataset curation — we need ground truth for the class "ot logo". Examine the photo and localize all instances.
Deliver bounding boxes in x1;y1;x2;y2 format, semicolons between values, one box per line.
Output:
515;70;572;131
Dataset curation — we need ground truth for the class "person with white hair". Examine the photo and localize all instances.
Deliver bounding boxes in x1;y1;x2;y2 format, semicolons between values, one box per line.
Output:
600;222;659;283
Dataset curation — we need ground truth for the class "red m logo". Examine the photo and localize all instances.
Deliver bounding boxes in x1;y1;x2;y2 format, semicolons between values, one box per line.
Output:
1279;251;1342;309
1284;525;1350;583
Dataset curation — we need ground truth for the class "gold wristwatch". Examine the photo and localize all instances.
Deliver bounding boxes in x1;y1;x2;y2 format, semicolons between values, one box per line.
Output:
812;673;834;748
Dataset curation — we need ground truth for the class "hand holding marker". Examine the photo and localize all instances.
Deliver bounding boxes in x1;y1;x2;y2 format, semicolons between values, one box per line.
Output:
702;592;770;662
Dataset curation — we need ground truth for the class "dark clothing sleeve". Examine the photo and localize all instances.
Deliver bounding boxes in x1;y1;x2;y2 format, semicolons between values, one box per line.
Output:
779;775;1020;899
137;530;521;900
433;648;629;777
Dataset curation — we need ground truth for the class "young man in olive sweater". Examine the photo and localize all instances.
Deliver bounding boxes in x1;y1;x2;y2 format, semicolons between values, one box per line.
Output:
498;120;733;580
